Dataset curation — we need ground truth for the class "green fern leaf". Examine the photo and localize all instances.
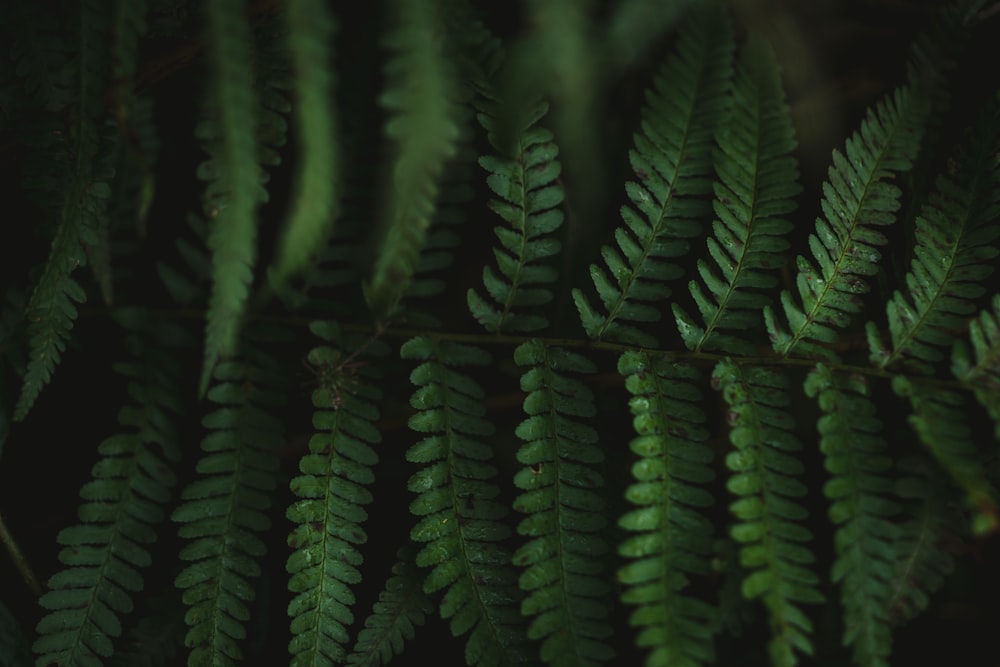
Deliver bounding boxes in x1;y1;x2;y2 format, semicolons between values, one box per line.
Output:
394;103;478;331
764;84;928;360
953;293;1000;435
467;98;564;334
673;35;799;355
712;359;823;667
617;351;717;667
345;552;435;666
805;364;898;667
402;336;528;666
885;457;960;626
15;0;116;420
172;346;283;666
867;97;1000;372
269;0;340;287
199;0;264;393
510;339;613;666
33;310;184;667
891;377;998;535
286;322;385;666
364;0;461;323
572;8;733;347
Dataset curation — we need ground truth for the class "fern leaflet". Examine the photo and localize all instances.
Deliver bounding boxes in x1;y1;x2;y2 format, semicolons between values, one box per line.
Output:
345;552;435;666
867;97;1000;373
403;336;527;666
673;35;799;355
764;84;928;360
270;0;340;287
199;0;264;393
891;377;997;534
712;359;822;667
617;351;716;667
286;322;384;666
885;457;960;626
364;0;460;322
15;0;115;420
953;294;1000;435
172;341;284;666
511;340;612;666
33;310;184;667
467;97;564;334
572;8;733;347
805;364;897;667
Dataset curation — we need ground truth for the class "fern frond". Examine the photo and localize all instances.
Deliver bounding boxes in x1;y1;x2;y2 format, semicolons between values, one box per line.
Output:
467;97;564;334
402;336;527;666
157;215;214;307
867;99;1000;373
394;97;477;329
673;35;799;356
712;359;822;667
764;84;928;360
32;309;184;667
891;377;998;534
286;321;385;666
172;344;284;666
510;339;612;666
199;0;264;393
14;0;117;420
805;364;898;667
617;351;716;667
506;0;601;222
572;8;733;347
345;552;435;666
364;0;460;323
14;224;91;421
885;457;960;625
953;293;1000;434
270;0;340;287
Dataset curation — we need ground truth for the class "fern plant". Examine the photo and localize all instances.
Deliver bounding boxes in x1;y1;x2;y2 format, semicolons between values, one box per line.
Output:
2;1;1000;667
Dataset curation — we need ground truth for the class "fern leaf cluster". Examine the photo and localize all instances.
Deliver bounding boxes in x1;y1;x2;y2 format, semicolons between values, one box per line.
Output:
572;8;733;348
673;36;799;355
4;2;1000;667
33;310;185;666
764;84;928;360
